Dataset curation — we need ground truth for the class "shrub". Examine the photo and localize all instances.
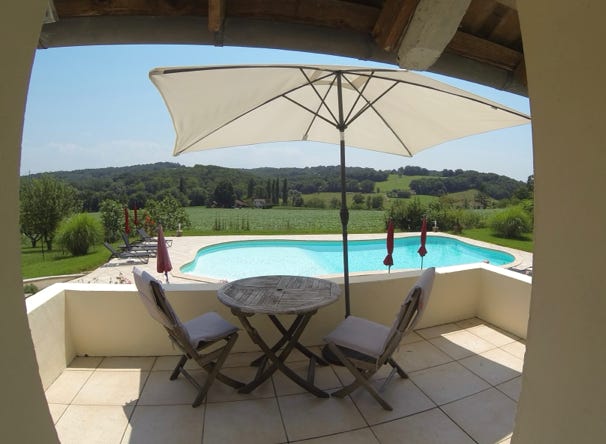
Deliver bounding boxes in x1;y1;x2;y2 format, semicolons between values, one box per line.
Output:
489;206;532;239
145;196;191;231
23;283;39;295
304;196;326;209
99;199;123;242
386;198;426;231
57;213;103;256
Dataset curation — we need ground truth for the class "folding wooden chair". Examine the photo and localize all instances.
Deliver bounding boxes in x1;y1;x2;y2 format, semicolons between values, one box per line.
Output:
324;267;435;410
133;267;243;407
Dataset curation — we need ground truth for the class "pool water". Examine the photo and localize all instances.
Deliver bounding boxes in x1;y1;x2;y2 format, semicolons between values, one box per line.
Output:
181;236;515;281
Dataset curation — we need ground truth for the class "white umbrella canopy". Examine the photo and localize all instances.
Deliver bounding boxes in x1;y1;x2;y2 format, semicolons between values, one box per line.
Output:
150;65;529;157
149;64;530;317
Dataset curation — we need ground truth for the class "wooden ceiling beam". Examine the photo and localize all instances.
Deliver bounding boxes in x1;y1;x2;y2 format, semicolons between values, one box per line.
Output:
229;0;377;33
373;0;419;52
208;0;225;33
53;0;206;17
397;0;471;70
446;30;522;71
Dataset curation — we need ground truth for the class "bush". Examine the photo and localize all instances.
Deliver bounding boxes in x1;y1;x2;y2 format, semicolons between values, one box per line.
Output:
23;283;39;295
145;196;191;231
99;199;123;242
489;206;532;239
57;213;103;256
304;197;326;209
386;198;426;231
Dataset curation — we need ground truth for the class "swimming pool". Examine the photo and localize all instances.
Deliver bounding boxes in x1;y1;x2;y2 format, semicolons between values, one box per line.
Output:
180;236;515;281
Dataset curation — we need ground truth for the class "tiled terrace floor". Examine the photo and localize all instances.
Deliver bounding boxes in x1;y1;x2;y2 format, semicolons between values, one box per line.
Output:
45;318;524;444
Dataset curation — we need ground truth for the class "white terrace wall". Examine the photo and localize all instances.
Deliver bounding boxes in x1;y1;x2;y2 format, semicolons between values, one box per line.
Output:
28;265;531;390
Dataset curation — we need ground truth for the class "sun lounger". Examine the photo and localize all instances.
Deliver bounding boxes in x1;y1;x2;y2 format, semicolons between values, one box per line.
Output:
103;242;149;264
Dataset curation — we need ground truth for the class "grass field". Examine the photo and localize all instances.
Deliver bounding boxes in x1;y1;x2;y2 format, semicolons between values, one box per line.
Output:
376;174;425;192
184;207;387;234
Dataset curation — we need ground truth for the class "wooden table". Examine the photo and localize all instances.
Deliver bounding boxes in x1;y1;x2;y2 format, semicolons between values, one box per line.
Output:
217;275;340;397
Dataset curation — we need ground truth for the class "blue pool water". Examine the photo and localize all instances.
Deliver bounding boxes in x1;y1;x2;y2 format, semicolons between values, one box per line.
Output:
181;236;515;281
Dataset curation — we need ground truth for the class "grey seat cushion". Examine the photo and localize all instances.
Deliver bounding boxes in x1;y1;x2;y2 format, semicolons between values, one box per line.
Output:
184;312;239;346
324;315;389;359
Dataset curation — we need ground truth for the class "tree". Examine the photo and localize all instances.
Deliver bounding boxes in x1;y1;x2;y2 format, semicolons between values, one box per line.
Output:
20;175;80;251
352;193;365;209
474;191;491;209
99;199;124;242
145;196;191;231
213;180;235;208
360;180;375;193
289;189;304;207
282;178;288;205
247;178;255;199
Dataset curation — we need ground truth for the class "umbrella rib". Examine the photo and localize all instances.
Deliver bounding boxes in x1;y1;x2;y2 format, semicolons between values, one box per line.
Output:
282;96;338;131
342;76;415;156
341;71;374;125
298;68;341;127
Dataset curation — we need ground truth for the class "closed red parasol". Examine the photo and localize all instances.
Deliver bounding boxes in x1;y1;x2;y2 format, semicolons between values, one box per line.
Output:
133;203;139;226
418;217;428;269
156;224;172;283
124;207;130;235
383;219;394;273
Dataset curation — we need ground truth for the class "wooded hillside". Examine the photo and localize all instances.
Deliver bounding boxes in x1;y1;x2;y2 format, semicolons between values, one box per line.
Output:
23;163;525;211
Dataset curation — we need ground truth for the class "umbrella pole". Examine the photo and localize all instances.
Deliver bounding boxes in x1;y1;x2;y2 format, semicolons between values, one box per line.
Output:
321;129;350;366
339;131;350;317
336;73;351;318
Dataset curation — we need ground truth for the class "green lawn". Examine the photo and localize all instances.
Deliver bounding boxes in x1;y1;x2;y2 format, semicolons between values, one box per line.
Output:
459;228;533;252
21;245;110;279
376;174;425;192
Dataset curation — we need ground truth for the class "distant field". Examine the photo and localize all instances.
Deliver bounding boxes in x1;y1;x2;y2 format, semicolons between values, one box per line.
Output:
376;174;425;192
184;207;386;234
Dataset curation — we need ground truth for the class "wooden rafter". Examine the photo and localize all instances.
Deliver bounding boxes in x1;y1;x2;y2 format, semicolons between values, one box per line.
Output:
373;0;419;52
208;0;226;32
446;30;522;71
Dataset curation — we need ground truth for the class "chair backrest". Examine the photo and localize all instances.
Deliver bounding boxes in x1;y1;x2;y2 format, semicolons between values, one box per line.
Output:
380;267;436;359
121;232;132;247
104;242;117;254
132;267;191;346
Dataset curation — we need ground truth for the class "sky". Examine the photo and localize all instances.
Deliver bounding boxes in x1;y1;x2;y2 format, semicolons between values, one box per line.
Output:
22;44;533;181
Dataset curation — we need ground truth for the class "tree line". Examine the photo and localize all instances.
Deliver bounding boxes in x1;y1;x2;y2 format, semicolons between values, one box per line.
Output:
27;162;525;213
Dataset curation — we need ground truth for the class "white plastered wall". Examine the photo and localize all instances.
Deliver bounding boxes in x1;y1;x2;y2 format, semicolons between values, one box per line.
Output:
514;1;606;442
0;1;59;443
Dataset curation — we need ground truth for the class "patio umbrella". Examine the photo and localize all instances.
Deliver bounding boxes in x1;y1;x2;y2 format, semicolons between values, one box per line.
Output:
149;64;530;317
383;219;394;273
133;203;139;227
418;217;428;269
124;207;130;235
156;224;172;283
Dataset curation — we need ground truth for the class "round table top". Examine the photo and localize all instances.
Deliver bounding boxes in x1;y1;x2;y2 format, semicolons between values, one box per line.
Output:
217;275;341;315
